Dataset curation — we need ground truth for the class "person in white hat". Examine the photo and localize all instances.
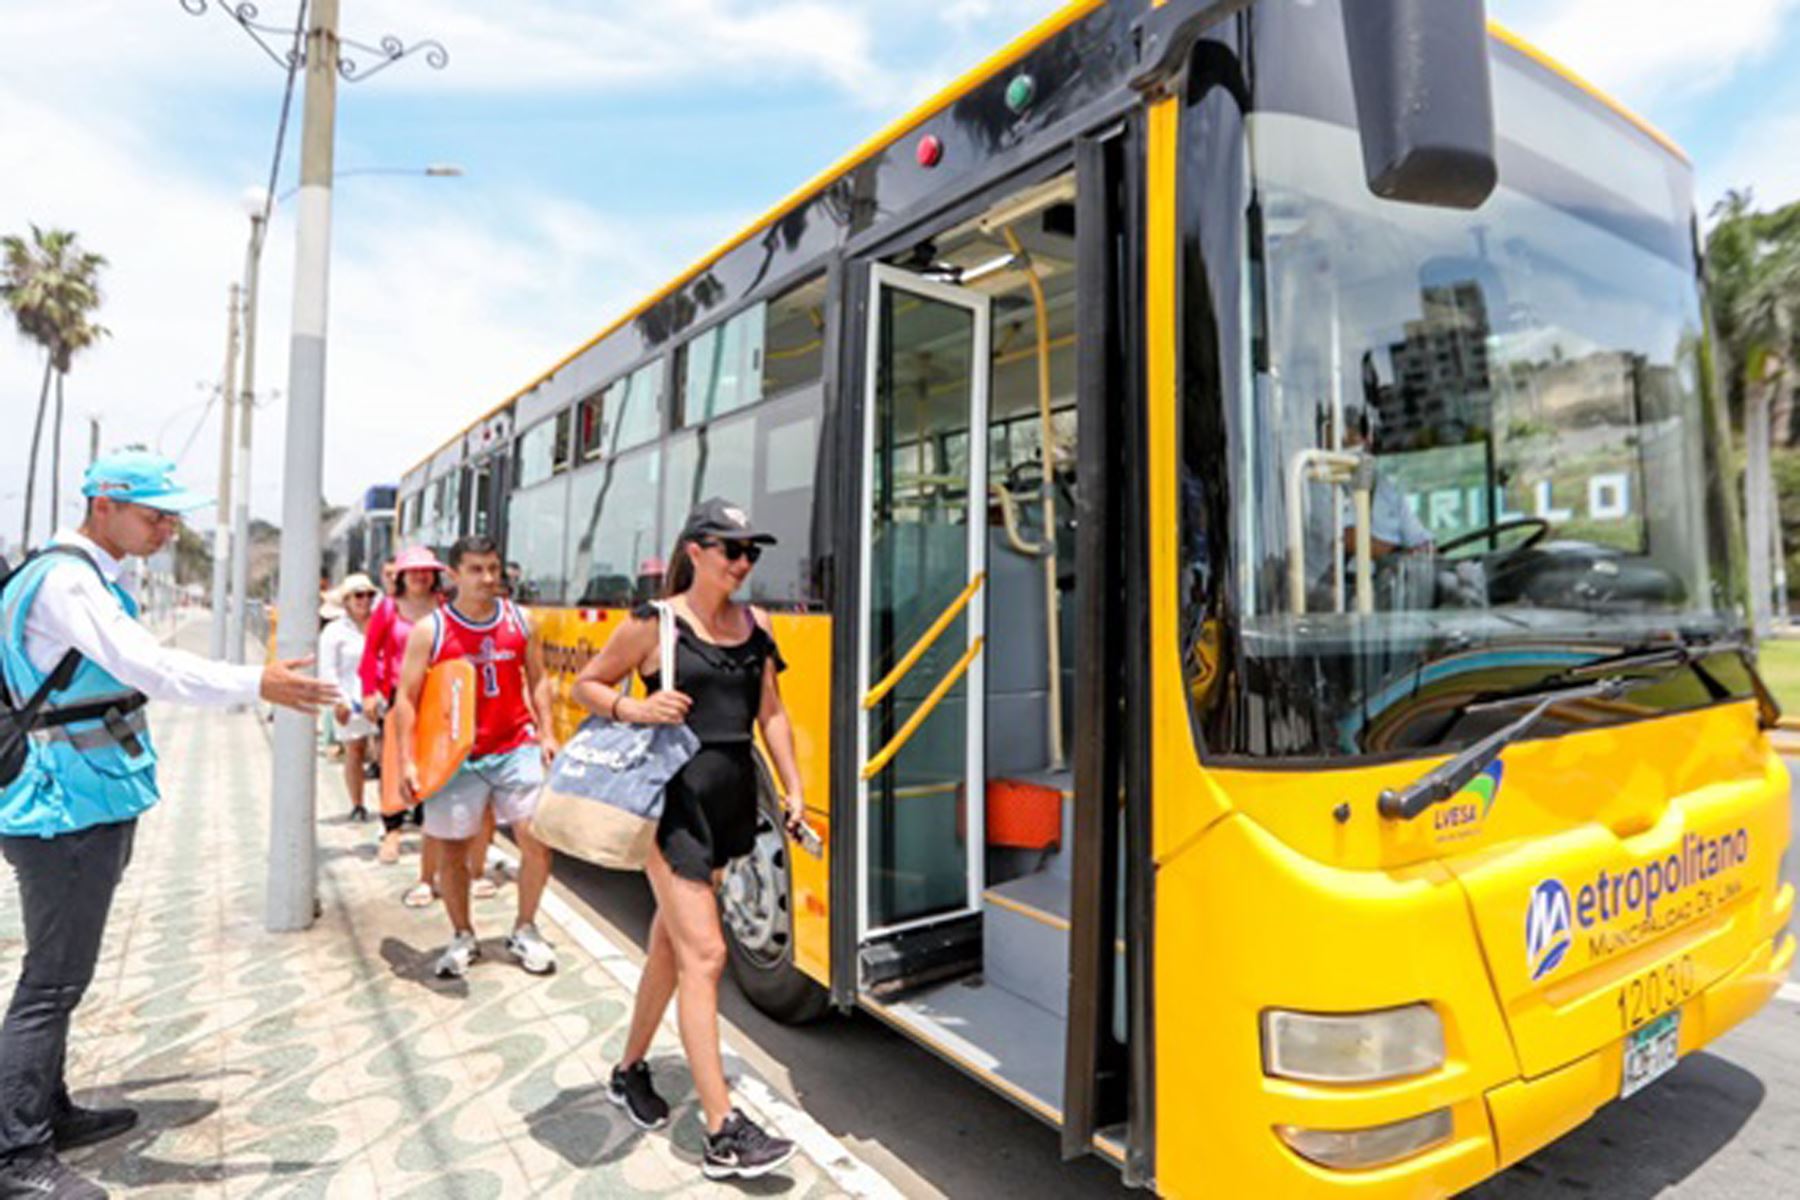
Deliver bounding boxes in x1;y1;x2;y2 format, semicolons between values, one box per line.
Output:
318;573;380;821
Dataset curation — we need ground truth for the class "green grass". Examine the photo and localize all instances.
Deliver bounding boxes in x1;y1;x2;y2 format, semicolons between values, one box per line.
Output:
1758;636;1800;717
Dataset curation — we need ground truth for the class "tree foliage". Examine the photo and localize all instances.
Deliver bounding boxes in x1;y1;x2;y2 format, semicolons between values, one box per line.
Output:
1;225;108;549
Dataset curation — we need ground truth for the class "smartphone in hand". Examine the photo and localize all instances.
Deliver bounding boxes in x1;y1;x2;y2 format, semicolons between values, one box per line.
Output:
791;818;824;858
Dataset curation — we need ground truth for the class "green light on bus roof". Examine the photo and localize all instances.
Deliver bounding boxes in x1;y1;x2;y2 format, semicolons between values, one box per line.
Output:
1006;74;1036;114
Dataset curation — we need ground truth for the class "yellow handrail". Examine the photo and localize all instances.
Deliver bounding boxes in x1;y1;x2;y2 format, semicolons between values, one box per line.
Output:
862;571;986;711
861;636;984;781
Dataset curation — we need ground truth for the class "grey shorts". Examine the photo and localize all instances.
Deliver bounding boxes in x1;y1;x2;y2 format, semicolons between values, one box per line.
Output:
421;744;544;840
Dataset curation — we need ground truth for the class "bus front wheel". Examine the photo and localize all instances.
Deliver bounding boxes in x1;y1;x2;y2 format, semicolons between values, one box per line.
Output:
721;803;830;1025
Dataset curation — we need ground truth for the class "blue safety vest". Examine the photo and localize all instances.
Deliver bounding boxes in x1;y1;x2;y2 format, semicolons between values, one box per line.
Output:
0;551;158;837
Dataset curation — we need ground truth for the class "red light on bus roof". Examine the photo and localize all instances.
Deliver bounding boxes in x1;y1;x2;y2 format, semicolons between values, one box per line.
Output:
916;135;944;168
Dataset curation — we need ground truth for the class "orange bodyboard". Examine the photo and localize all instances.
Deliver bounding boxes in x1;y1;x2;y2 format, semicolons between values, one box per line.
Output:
378;660;477;813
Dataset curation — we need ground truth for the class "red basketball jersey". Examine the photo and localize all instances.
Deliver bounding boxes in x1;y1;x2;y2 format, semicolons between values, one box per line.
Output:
429;600;535;757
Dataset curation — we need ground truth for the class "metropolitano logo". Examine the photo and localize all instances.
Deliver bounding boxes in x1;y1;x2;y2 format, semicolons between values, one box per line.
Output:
1525;879;1573;981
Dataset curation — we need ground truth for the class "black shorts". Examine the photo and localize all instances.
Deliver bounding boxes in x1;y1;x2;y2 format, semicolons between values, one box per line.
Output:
656;744;758;883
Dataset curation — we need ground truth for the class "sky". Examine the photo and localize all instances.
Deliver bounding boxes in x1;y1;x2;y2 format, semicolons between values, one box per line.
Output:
4;0;1800;553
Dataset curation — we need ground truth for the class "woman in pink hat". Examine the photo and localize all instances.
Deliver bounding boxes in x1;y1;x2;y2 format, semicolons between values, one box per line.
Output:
359;549;448;893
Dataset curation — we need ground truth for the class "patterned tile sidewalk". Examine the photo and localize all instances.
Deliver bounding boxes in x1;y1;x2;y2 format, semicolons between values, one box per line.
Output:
0;680;852;1197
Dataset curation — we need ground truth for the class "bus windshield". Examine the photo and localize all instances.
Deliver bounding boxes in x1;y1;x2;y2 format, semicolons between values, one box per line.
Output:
1186;0;1751;761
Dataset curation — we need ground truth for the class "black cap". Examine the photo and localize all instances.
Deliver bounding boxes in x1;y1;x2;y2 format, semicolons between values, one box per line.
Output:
682;497;777;545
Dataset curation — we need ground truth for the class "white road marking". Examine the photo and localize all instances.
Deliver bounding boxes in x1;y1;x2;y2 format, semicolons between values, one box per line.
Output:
1777;981;1800;1005
489;846;904;1200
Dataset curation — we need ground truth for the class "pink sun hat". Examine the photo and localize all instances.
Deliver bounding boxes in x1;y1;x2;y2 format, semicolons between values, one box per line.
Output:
392;546;447;575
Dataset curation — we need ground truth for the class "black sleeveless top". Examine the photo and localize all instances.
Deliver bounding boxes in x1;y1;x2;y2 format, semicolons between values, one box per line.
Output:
636;603;785;746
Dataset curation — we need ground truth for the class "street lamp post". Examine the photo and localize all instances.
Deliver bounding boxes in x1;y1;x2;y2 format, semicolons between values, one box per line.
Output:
227;191;266;666
227;165;460;667
209;283;239;659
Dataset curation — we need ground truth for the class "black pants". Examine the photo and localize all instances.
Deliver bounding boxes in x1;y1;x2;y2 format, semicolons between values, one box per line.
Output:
0;819;136;1159
381;805;423;834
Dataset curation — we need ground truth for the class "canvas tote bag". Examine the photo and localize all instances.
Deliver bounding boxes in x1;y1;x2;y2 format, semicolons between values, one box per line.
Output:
533;601;700;870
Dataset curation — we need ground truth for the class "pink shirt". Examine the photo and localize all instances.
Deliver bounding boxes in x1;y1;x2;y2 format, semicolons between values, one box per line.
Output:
358;594;437;699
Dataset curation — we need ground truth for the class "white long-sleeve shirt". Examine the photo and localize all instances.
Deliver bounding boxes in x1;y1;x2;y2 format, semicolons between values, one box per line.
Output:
317;616;366;707
19;529;265;708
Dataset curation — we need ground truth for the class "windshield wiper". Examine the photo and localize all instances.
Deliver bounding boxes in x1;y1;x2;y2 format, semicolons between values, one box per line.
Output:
1379;677;1648;821
1382;635;1783;822
1560;634;1780;728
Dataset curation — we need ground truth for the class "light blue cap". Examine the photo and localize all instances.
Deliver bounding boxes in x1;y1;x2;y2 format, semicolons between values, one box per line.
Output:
81;450;213;514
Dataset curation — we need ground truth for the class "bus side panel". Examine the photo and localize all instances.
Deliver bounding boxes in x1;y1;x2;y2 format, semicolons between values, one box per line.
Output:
529;605;834;990
1153;814;1515;1198
766;612;833;987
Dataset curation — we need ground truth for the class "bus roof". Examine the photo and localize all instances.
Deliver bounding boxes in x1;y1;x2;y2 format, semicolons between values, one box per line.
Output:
402;3;1686;481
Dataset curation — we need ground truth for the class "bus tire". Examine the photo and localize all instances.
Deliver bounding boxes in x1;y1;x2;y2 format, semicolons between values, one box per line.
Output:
721;794;830;1026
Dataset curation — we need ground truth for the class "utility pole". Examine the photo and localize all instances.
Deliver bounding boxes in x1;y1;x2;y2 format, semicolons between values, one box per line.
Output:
88;416;100;466
1746;379;1775;639
210;283;240;661
227;208;267;666
267;0;338;933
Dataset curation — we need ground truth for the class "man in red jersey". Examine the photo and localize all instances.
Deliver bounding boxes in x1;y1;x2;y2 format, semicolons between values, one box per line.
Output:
394;535;560;979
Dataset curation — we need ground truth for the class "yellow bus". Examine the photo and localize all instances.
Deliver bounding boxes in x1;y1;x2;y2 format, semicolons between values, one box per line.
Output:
391;1;1793;1193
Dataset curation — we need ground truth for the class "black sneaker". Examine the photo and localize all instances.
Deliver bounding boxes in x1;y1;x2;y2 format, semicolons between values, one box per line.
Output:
52;1104;137;1152
0;1152;107;1198
702;1108;796;1180
606;1061;669;1130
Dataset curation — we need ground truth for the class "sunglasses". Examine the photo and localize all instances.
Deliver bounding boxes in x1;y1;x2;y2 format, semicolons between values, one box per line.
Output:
701;539;762;564
129;504;182;528
347;590;378;599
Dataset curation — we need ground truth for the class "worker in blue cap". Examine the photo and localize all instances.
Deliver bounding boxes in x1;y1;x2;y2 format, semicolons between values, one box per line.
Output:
0;451;337;1199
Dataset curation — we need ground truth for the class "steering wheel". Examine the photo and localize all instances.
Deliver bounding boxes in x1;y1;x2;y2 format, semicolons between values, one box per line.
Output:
1435;517;1551;558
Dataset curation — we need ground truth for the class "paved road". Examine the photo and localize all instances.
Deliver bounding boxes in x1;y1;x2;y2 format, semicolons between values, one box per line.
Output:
543;763;1800;1198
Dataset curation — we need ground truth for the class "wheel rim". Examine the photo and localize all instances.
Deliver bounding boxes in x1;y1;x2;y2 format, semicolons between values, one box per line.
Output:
721;809;791;970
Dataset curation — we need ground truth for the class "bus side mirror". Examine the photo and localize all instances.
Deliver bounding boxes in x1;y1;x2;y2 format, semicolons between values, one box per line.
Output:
1342;0;1497;209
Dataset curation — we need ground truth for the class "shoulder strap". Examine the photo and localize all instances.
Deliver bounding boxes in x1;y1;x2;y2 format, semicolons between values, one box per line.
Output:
3;545;111;706
652;600;676;688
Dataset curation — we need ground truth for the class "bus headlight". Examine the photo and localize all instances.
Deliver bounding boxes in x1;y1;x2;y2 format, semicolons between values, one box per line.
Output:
1261;1004;1444;1083
1276;1109;1453;1169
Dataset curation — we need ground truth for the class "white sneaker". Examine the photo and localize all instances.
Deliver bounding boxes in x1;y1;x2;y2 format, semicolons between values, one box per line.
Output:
434;930;481;978
505;922;557;974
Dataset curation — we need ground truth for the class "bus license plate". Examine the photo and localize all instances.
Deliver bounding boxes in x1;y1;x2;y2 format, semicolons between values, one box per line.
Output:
1620;1011;1680;1099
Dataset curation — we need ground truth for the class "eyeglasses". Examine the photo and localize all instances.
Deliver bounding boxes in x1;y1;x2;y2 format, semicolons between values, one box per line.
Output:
347;590;378;599
701;539;762;564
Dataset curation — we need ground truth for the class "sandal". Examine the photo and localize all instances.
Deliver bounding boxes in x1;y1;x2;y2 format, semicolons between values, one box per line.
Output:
402;882;437;908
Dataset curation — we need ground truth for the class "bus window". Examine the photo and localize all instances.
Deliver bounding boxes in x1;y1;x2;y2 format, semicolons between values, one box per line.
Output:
763;276;827;397
606;361;663;453
569;445;661;607
1179;1;1748;759
515;417;560;489
551;409;573;474
506;477;570;605
663;386;824;609
679;306;764;426
577;393;605;462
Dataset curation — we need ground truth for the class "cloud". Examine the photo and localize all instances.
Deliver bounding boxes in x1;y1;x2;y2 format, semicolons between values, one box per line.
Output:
1700;109;1800;215
1496;0;1800;101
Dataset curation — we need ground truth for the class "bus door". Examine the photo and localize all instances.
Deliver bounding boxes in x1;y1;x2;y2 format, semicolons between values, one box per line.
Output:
854;263;992;990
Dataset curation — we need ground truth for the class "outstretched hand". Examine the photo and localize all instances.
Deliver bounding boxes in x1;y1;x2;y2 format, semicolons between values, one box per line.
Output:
260;656;340;714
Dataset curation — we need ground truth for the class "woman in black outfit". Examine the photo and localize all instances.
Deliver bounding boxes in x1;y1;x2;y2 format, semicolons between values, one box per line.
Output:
571;499;809;1181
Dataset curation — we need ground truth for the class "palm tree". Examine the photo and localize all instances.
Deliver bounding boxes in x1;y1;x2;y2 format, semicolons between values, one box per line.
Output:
1;225;107;550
